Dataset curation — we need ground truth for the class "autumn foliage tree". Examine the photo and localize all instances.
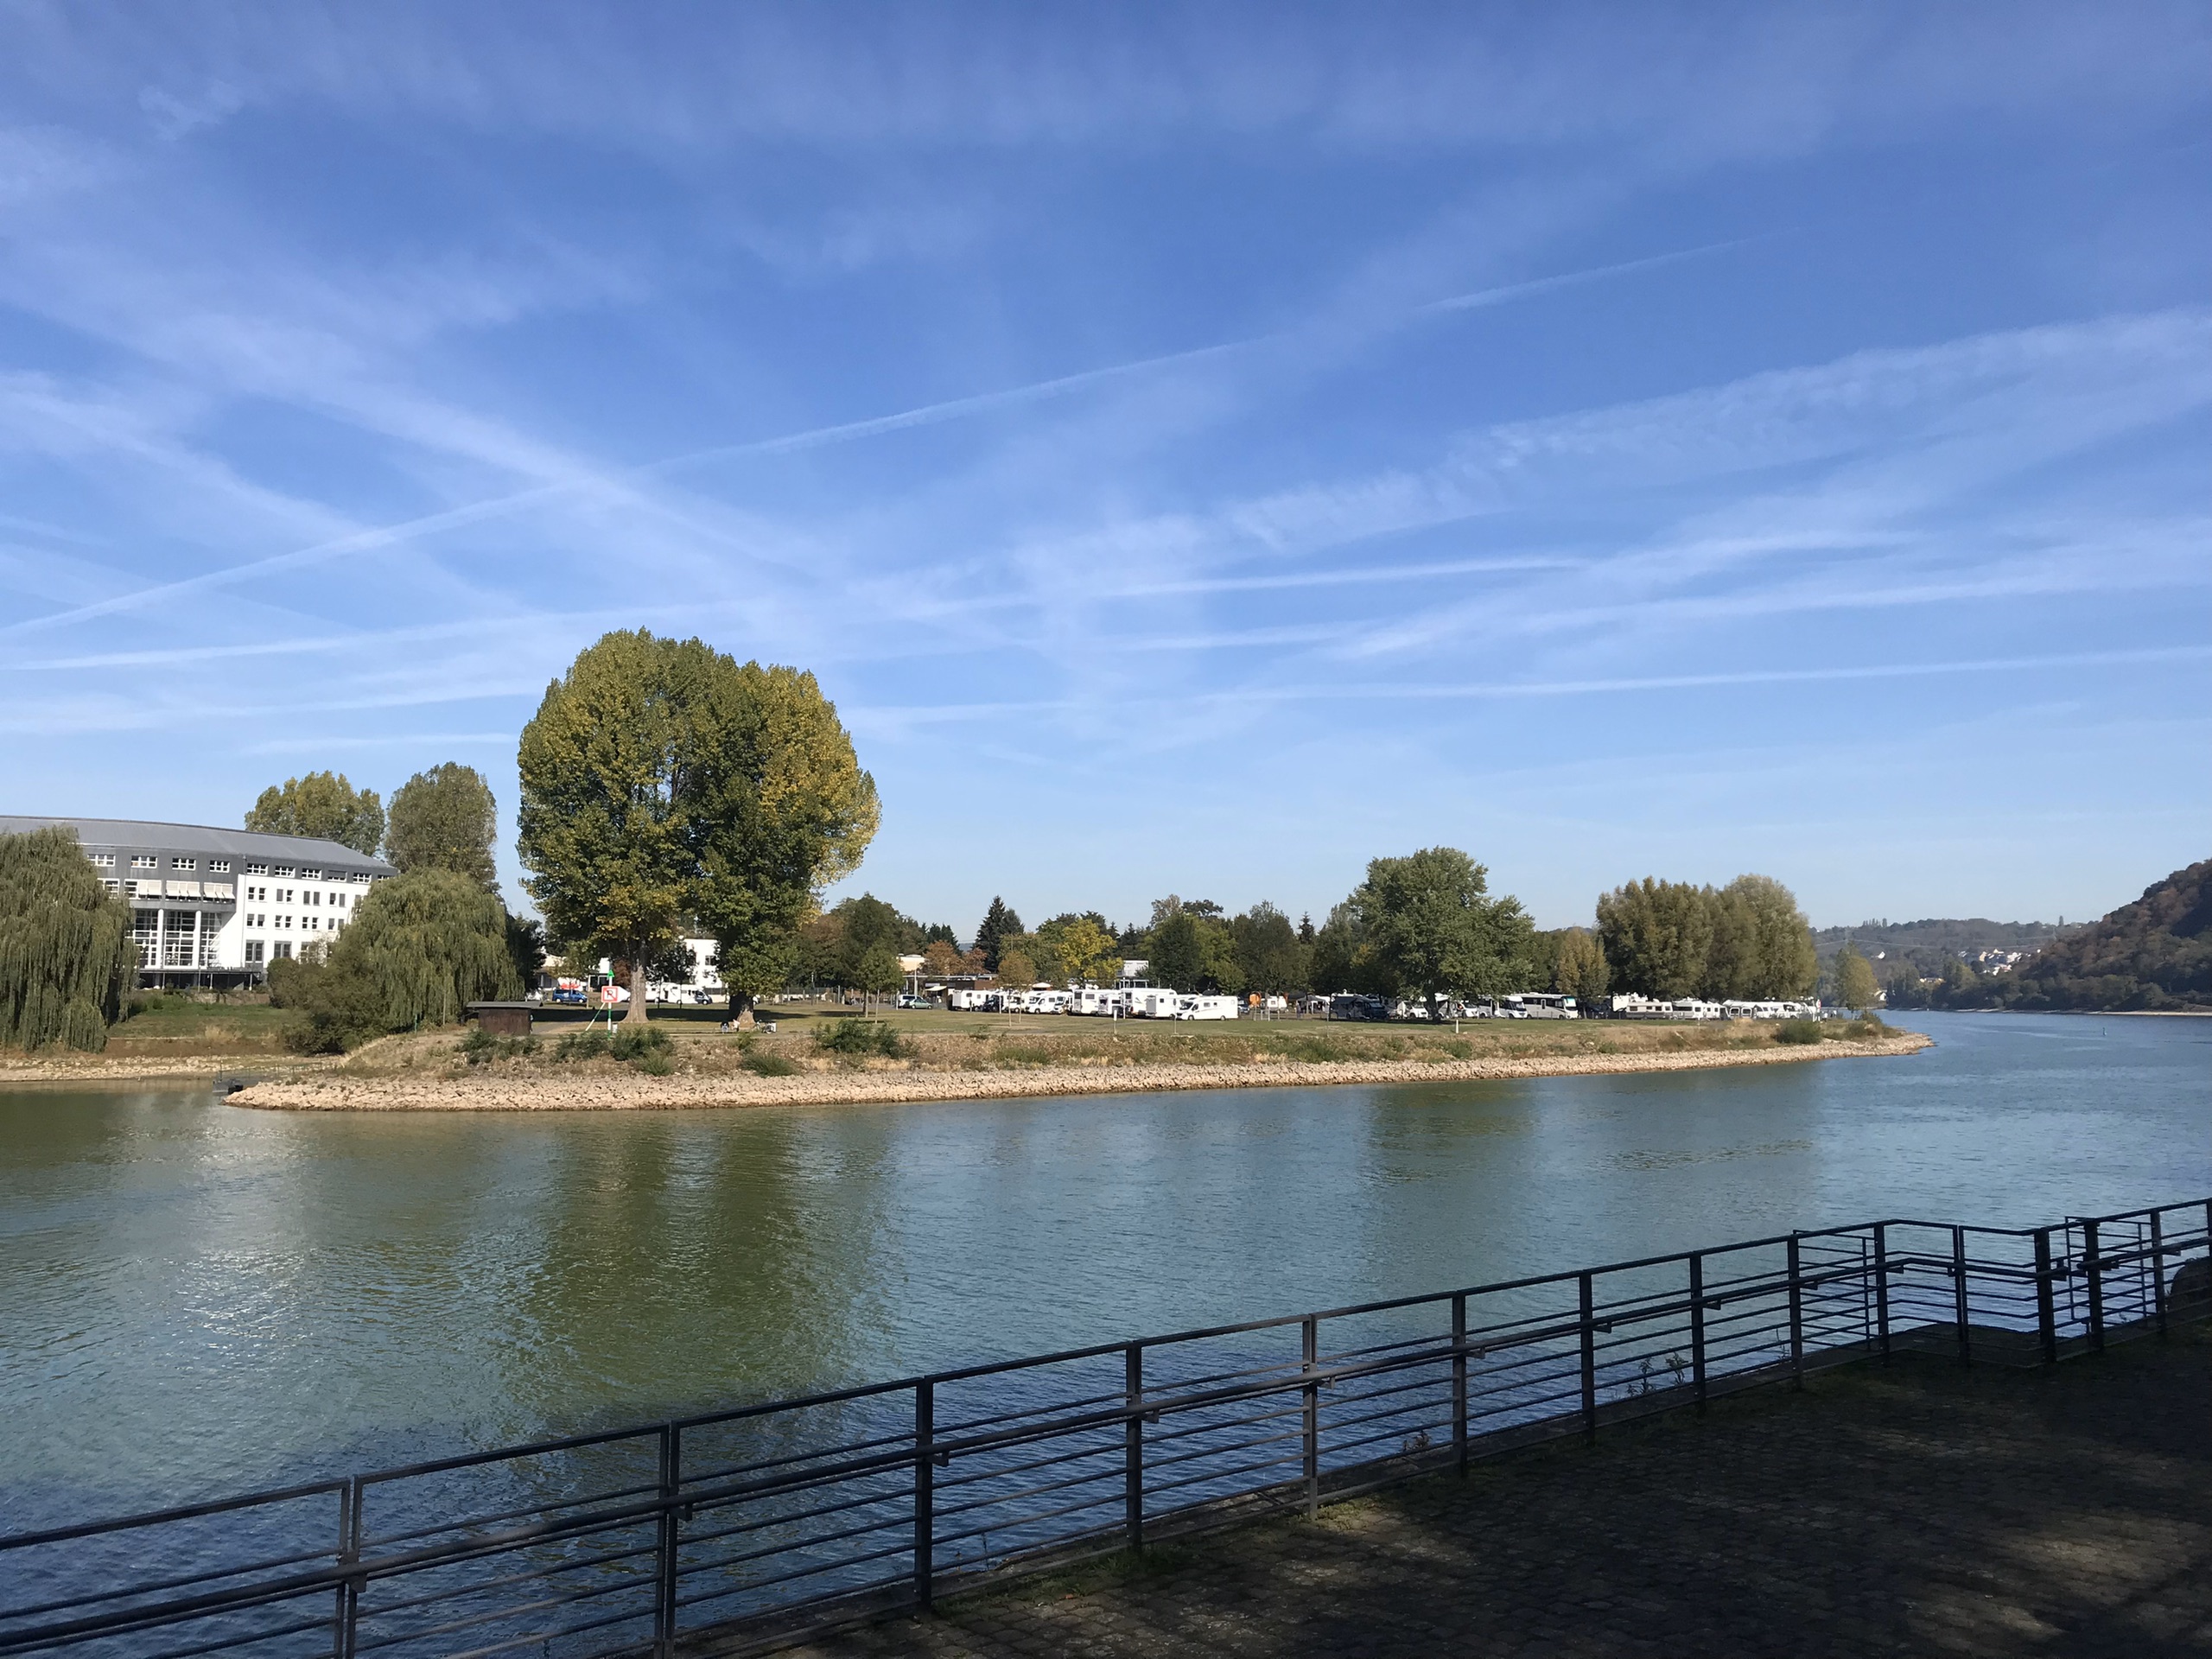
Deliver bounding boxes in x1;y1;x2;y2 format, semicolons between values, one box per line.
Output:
245;772;385;855
385;763;500;889
517;632;877;1023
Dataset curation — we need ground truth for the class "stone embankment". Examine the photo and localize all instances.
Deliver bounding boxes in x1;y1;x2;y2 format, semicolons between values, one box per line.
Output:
227;1033;1929;1112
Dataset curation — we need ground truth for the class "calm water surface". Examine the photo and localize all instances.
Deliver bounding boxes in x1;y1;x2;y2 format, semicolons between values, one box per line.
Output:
2;1012;2205;1526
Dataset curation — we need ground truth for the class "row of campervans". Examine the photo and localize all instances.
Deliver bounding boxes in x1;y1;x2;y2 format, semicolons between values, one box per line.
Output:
946;985;1243;1020
1603;994;1821;1020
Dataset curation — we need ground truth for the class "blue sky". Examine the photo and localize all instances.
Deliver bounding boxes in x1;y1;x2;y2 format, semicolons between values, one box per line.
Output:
1;3;2207;936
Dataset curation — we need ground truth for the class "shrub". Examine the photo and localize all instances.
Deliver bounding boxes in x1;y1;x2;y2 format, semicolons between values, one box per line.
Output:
273;957;389;1053
556;1027;613;1063
461;1027;537;1066
1774;1020;1821;1046
1841;1014;1891;1041
741;1049;801;1077
813;1019;907;1060
610;1025;671;1065
557;1024;674;1071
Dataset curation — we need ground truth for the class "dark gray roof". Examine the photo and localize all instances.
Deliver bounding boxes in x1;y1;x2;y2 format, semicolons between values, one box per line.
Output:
0;816;397;874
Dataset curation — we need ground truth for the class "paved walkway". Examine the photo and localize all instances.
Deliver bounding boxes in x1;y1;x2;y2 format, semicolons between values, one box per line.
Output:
790;1328;2211;1657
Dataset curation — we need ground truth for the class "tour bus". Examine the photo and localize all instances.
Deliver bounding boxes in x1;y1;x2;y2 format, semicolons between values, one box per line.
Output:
1173;995;1240;1020
1499;993;1579;1020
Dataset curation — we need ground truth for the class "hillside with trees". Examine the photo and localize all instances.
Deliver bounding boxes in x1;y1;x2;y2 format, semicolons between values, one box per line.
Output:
1911;858;2212;1013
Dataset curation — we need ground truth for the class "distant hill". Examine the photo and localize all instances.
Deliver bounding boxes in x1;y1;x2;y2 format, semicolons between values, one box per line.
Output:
1879;859;2212;1013
1999;858;2212;1011
1813;918;2070;957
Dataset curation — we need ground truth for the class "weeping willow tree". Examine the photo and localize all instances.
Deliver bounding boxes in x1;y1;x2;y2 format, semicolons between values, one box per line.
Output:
271;868;522;1051
0;828;136;1052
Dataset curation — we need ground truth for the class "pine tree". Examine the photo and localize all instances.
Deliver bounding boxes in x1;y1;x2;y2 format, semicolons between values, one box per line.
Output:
0;828;136;1052
974;897;1020;971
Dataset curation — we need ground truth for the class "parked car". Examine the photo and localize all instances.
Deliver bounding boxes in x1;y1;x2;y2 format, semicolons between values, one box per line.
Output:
549;988;587;1006
895;994;933;1010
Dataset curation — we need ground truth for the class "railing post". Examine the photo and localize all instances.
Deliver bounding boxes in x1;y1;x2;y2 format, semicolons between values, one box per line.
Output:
1301;1316;1319;1518
1451;1293;1468;1475
913;1380;934;1608
1952;1226;1972;1367
2034;1228;2058;1363
1578;1272;1598;1445
1123;1343;1144;1550
2150;1211;2168;1338
1786;1235;1804;1389
2084;1219;2106;1353
332;1478;359;1659
1873;1223;1891;1363
654;1424;680;1658
1688;1254;1707;1415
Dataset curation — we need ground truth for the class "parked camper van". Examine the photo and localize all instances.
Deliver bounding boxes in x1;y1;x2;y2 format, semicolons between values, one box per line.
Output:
1127;988;1180;1019
1174;995;1240;1020
1500;993;1579;1019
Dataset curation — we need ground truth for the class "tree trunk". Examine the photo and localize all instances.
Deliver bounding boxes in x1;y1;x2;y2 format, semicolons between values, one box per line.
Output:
625;954;649;1025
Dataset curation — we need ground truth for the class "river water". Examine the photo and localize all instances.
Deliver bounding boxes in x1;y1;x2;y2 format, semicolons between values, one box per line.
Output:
2;1012;2205;1529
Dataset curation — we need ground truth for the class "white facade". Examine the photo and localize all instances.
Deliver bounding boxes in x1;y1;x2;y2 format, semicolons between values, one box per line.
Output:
0;817;397;984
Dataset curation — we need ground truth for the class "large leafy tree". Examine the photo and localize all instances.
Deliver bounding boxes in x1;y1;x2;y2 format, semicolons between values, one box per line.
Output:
1705;875;1818;999
245;772;385;855
1551;928;1611;1003
386;763;501;889
1230;902;1307;995
0;828;135;1052
1352;847;1530;1021
518;632;877;1024
1596;878;1716;999
1833;945;1881;1012
1041;915;1120;985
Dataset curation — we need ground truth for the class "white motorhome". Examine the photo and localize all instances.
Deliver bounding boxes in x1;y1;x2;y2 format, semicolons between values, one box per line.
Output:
1174;995;1240;1020
1072;987;1129;1016
1500;993;1579;1020
1127;988;1181;1019
1671;998;1725;1020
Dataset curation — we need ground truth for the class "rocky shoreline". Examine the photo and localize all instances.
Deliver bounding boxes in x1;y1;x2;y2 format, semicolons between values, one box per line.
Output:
224;1032;1930;1112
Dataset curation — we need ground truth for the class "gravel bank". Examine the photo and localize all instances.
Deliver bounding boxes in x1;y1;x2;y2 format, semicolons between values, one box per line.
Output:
226;1033;1929;1112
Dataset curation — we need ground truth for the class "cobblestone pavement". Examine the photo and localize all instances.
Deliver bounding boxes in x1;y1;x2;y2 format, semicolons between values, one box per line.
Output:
785;1329;2210;1657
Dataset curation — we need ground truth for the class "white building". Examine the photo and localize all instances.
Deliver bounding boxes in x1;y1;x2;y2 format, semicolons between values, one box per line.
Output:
0;816;397;988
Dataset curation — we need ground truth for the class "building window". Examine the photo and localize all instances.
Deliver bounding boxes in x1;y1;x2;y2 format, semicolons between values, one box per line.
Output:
90;853;115;868
334;893;347;909
273;941;293;960
245;862;269;876
276;888;292;903
171;857;197;871
162;911;196;968
301;868;321;880
274;866;296;879
103;879;121;893
210;860;232;874
131;855;157;869
307;917;319;931
132;909;159;968
245;941;265;965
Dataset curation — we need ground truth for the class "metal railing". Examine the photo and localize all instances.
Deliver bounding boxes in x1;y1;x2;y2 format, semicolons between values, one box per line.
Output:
4;1196;2206;1659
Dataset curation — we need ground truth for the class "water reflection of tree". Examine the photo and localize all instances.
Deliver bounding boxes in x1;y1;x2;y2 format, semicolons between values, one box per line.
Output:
502;1114;895;1433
